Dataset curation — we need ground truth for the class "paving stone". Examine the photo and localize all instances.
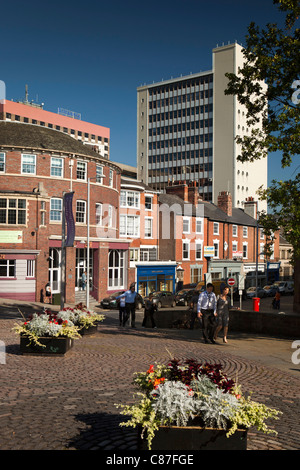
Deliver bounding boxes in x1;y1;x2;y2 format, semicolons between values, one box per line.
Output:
0;308;300;451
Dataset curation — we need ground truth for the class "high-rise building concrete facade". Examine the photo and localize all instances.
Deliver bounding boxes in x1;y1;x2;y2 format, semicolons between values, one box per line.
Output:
137;43;267;212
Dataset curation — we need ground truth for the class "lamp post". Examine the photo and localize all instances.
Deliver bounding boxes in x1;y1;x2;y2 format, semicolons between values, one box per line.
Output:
86;177;92;308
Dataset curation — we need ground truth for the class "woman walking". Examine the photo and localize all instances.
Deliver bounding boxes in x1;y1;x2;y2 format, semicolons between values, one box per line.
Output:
214;286;230;343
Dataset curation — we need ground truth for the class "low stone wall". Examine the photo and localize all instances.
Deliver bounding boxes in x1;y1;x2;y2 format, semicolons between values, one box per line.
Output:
152;308;300;339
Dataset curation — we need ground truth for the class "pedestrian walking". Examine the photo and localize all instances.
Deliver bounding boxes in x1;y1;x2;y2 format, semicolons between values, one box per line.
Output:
272;289;281;310
118;283;138;328
117;292;126;327
189;290;200;330
44;282;52;304
214;286;230;343
197;283;217;343
142;293;157;328
81;271;87;291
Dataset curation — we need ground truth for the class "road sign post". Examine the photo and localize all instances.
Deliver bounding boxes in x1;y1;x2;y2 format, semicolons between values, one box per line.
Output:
227;278;235;307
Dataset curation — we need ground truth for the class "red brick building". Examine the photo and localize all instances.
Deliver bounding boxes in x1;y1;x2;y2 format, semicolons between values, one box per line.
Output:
0;121;126;303
159;181;280;289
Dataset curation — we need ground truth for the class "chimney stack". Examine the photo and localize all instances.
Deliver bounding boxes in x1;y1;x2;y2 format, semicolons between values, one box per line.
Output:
217;191;232;216
243;196;257;219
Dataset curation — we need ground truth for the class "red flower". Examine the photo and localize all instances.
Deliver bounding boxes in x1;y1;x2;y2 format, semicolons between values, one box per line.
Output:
147;365;154;374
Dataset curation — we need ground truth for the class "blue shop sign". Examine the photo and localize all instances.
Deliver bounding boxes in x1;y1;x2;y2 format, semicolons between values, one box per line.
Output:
136;264;177;296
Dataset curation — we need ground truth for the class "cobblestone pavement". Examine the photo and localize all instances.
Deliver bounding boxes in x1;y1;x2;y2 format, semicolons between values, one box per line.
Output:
0;302;300;451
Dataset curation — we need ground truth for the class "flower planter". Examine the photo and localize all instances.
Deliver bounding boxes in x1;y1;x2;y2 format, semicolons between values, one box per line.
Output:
20;336;74;356
78;324;98;335
138;425;247;450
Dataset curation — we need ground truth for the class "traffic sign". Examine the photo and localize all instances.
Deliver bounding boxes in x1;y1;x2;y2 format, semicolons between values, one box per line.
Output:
227;278;235;286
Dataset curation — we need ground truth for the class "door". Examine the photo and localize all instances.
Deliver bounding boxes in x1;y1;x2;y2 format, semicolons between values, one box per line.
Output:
48;248;61;293
76;248;93;291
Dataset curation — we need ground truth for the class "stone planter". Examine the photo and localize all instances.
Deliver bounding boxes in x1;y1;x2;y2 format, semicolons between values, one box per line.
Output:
138;425;247;450
20;336;74;356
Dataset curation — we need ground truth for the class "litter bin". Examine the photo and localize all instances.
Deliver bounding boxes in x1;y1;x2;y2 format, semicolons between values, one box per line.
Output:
253;297;260;312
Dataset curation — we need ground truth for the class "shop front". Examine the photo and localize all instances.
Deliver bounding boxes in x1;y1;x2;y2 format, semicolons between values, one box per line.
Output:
136;262;177;297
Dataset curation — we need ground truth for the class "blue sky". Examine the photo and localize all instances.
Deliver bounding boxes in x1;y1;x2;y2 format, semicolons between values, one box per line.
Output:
1;0;298;184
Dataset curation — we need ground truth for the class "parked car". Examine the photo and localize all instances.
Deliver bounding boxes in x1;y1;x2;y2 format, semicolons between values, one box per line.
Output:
263;285;278;297
273;281;294;295
101;291;144;309
175;289;199;306
144;291;176;308
246;287;267;299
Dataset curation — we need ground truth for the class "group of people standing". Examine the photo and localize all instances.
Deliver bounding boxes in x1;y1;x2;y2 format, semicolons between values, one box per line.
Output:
117;281;230;343
190;283;230;344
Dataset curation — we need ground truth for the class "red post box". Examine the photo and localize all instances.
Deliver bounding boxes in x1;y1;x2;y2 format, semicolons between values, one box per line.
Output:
253;297;260;312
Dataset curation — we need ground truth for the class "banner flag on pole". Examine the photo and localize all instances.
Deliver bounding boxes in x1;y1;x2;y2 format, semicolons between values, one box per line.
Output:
64;192;75;247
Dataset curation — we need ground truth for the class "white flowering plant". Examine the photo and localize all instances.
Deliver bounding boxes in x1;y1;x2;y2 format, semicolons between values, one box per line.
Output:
116;358;282;450
13;309;81;348
58;303;105;329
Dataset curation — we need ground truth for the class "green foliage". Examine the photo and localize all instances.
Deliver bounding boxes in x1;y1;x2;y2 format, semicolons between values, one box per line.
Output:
116;361;282;450
225;0;299;168
257;174;300;261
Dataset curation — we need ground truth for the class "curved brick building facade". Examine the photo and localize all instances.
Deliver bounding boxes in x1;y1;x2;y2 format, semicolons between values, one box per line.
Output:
0;121;128;303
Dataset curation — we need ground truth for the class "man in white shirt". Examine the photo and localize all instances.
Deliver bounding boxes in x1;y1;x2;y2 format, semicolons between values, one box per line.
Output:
197;283;217;344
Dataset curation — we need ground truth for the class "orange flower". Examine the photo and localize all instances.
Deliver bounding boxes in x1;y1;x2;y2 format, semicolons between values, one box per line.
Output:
147;365;154;374
153;377;165;389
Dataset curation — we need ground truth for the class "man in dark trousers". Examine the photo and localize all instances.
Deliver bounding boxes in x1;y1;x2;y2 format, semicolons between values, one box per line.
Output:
197;283;217;343
118;283;138;328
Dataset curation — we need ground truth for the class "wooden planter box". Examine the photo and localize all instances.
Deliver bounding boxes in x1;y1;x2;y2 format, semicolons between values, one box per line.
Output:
78;324;98;335
138;425;247;450
20;336;74;356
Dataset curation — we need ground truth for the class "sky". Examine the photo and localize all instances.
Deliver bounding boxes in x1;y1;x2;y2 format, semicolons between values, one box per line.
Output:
1;0;298;185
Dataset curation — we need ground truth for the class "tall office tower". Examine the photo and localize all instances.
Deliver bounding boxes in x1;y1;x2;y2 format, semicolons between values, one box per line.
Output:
137;43;268;212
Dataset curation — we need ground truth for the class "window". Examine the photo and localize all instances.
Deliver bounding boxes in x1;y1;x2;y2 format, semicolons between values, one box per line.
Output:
214;241;219;258
0;153;5;172
0;198;26;225
109;169;113;187
108;250;125;289
77;161;87;180
96;165;104;184
260;243;265;259
191;266;202;284
145;195;153;210
130;248;139;262
120;215;140;237
108;205;113;228
213;222;219;235
232;241;238;253
145;217;153;238
96;203;102;225
140;247;157;261
183;240;190;259
120;190;140;208
51;157;63;177
232;225;238;237
243;243;248;259
195;241;202;260
40;201;46;226
0;259;15;278
196;217;203;234
26;259;35;278
260;228;264;239
243;226;248;238
50;198;62;222
76;200;86;223
22;154;36;174
183;217;190;234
